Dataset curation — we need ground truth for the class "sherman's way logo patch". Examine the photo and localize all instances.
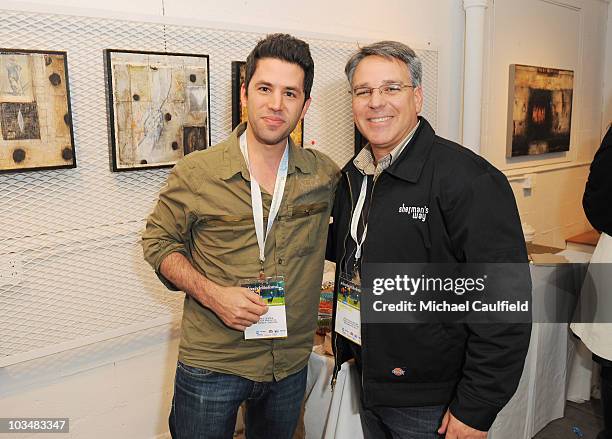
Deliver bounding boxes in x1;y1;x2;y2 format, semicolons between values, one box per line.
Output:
398;204;428;222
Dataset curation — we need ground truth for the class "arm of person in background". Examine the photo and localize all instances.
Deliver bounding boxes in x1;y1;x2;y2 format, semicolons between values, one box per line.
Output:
313;149;341;264
439;170;532;438
142;159;267;331
325;179;341;264
583;125;612;236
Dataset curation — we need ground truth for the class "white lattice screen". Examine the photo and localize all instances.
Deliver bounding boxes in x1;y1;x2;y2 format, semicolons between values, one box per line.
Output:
0;8;438;366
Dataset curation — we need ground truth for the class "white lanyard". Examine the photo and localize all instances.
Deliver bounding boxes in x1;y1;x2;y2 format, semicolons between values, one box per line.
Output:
350;175;369;261
239;132;289;265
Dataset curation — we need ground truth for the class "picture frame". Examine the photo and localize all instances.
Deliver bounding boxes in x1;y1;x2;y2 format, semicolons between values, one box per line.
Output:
0;48;76;173
105;49;211;171
506;64;574;158
231;60;303;147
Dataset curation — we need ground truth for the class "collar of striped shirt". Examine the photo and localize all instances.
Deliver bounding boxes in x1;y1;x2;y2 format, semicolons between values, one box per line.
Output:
353;120;420;178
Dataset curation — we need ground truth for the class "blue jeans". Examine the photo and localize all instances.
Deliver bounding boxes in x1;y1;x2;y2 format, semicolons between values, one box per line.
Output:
360;404;446;439
169;361;307;439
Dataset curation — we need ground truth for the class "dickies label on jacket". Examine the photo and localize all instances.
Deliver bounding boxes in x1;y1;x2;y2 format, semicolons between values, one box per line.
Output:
391;367;407;377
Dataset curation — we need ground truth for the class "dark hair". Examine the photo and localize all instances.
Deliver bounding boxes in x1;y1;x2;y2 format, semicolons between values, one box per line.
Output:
245;33;314;101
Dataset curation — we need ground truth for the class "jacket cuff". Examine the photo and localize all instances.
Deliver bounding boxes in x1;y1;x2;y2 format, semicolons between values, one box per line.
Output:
449;391;500;432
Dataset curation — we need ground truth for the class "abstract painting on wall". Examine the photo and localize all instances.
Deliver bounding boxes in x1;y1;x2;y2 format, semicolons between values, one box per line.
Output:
105;50;210;171
0;49;76;173
507;64;574;158
231;61;303;147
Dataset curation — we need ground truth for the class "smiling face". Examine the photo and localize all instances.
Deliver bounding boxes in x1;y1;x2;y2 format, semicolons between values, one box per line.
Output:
351;55;423;158
241;57;310;148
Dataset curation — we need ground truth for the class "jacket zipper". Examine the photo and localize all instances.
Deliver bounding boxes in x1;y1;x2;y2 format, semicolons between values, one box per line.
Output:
331;171;354;391
356;173;379;404
331;170;380;392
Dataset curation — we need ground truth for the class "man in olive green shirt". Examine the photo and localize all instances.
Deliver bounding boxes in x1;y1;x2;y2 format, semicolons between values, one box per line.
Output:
142;34;339;439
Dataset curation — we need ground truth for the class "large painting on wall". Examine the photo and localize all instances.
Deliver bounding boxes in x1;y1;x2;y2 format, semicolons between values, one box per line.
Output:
507;64;574;158
231;61;303;147
105;50;210;171
0;48;76;173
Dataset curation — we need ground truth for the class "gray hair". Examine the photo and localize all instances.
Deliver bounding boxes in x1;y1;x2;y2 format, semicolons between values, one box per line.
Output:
345;40;422;88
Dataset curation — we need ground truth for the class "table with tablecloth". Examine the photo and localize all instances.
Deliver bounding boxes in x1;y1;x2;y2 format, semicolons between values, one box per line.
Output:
304;347;363;439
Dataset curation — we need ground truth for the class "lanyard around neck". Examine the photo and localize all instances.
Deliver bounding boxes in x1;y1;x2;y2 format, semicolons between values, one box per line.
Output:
239;132;289;265
350;175;369;261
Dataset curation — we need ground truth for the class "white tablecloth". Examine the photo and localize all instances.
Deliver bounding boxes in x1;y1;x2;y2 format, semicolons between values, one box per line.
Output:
304;349;363;439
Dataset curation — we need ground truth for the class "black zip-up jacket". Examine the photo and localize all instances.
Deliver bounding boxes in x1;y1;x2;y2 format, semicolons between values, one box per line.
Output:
583;125;612;235
327;117;532;431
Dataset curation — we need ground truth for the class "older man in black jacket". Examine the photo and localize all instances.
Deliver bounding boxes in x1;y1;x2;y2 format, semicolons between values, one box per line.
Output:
327;41;532;439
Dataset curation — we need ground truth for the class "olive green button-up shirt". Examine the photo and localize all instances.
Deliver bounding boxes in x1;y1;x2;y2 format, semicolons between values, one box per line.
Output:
142;123;340;381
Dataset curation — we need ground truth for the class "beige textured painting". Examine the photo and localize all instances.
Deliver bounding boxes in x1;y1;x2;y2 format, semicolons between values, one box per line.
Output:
0;49;75;172
507;64;573;157
106;50;210;171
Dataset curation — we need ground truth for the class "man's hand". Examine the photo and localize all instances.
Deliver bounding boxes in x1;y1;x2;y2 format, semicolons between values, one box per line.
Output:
201;284;268;331
438;410;487;439
158;253;268;331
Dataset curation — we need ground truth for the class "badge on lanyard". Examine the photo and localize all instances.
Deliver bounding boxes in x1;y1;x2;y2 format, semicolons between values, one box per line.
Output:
239;132;288;340
334;175;369;345
241;276;287;339
334;273;362;345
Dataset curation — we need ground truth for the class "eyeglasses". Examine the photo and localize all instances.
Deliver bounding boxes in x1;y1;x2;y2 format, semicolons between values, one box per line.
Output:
350;83;415;99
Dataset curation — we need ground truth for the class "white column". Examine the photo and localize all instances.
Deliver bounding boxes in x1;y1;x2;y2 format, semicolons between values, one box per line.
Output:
462;0;489;154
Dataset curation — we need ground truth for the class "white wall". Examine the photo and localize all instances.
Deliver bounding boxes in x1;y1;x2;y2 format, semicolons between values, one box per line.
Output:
0;324;180;439
1;1;611;437
160;0;466;142
7;0;465;142
481;0;610;248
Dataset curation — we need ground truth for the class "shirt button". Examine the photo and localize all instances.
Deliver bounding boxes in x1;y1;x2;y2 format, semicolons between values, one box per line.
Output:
278;258;284;265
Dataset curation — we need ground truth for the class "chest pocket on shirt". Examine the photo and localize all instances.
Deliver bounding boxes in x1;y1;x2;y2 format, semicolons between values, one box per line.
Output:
192;214;259;265
280;202;328;257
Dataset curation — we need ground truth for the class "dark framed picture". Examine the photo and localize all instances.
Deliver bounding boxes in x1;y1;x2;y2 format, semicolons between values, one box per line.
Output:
231;61;303;147
0;48;76;173
354;124;368;155
105;49;211;171
506;64;574;158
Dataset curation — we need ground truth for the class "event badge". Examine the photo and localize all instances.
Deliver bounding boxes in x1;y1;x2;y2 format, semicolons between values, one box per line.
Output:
242;276;288;340
335;174;368;346
334;273;361;345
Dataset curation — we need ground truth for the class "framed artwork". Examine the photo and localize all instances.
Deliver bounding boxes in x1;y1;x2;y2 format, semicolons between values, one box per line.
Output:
354;124;368;155
105;49;210;171
231;61;303;147
0;48;76;173
507;64;574;158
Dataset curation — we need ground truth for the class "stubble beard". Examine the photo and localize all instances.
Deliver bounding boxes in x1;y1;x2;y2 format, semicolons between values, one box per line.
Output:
251;118;298;147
